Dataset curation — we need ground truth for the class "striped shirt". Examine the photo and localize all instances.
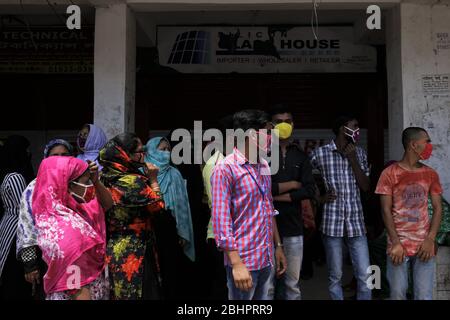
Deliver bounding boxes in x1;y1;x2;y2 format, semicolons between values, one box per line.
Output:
0;172;27;277
16;179;38;258
309;141;370;237
211;148;275;271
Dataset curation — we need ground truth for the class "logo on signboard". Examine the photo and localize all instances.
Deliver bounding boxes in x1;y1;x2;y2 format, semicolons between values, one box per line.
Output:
159;26;377;73
217;28;282;59
168;30;210;64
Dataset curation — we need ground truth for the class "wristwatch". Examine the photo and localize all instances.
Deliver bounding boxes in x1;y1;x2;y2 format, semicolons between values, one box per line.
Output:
276;242;283;248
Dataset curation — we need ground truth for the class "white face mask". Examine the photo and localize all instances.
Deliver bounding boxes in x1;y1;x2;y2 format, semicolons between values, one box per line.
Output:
343;126;360;144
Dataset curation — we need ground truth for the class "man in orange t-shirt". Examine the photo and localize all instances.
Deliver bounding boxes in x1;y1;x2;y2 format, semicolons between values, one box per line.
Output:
375;127;443;300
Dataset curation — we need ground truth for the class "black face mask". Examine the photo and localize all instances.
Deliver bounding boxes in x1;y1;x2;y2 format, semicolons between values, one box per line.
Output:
78;136;87;149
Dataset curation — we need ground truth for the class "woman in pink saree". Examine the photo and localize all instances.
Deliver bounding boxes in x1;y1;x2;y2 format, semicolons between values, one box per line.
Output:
32;156;113;300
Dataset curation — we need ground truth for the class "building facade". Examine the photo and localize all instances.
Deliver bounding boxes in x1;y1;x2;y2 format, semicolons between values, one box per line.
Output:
1;0;449;298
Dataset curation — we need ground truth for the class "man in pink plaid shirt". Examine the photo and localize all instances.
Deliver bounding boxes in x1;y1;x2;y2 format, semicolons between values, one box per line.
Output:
211;109;287;300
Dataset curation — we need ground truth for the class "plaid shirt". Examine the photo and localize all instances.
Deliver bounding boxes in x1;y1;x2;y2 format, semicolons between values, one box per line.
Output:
310;140;370;237
211;148;275;271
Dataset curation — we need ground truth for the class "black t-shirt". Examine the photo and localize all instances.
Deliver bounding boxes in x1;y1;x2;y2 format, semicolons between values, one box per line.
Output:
271;143;316;237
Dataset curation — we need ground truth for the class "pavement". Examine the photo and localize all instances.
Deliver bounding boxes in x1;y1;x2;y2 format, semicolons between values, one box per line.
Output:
300;262;355;300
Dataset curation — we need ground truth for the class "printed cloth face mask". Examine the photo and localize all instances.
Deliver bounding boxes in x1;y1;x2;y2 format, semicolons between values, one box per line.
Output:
344;126;360;143
70;181;96;203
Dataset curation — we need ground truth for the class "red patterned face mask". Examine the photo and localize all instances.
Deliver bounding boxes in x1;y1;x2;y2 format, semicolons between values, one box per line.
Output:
419;143;433;160
70;181;96;203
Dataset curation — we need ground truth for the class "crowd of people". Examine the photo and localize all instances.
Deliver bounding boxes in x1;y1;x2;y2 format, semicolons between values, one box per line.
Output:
0;105;446;301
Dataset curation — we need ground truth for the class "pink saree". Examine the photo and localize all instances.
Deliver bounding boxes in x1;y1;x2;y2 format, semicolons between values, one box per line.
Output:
32;156;106;294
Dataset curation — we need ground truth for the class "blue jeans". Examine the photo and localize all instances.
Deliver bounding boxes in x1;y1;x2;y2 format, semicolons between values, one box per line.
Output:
273;236;303;300
322;235;372;300
226;265;273;300
387;256;435;300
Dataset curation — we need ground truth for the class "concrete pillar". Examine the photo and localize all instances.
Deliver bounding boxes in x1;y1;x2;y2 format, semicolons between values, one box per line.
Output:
94;3;136;139
385;4;404;162
386;2;450;299
386;2;450;200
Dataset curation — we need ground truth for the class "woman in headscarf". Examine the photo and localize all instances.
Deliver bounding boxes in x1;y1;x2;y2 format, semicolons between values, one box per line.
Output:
145;137;195;299
99;133;164;300
16;139;73;300
0;135;34;299
77;124;108;168
32;156;113;300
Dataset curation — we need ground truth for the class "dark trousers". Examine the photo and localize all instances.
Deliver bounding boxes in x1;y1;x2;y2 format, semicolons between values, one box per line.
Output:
205;239;228;300
0;240;33;300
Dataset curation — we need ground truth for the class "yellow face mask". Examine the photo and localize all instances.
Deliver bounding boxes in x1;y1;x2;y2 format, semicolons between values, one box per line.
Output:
274;122;293;140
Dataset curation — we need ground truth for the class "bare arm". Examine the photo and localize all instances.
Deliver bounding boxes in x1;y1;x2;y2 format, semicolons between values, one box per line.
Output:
380;194;405;265
417;194;443;262
344;144;370;192
349;159;370;192
381;195;400;244
225;250;253;291
273;216;286;276
277;181;301;194
88;161;113;211
273;216;282;245
273;193;292;202
94;180;114;211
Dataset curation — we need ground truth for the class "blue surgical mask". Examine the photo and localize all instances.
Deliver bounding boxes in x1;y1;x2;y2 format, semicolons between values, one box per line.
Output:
160;150;171;162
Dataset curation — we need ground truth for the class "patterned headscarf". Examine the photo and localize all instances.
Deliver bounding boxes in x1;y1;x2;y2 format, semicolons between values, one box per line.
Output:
99;139;164;208
32;156;106;294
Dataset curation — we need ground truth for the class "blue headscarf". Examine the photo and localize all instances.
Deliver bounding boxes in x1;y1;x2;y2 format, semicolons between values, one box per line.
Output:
43;139;73;158
77;124;107;169
145;137;195;262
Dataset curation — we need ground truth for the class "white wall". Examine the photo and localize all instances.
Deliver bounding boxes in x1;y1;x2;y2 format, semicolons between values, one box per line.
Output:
94;3;136;139
386;2;450;201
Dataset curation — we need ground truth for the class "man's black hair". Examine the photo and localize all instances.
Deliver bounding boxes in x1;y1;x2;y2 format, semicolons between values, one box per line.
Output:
213;114;234;147
268;103;293;117
402;127;427;150
218;115;234;135
332;114;357;136
233;109;270;131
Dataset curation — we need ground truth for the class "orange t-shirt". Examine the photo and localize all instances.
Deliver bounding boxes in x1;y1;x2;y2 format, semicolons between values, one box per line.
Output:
375;163;442;256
